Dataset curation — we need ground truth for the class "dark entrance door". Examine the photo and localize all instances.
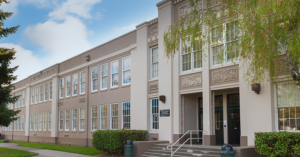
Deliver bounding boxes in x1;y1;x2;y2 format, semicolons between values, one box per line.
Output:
215;95;224;145
198;97;203;144
227;93;241;145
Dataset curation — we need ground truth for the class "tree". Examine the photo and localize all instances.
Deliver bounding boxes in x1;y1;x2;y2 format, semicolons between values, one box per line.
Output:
0;0;20;127
164;0;300;89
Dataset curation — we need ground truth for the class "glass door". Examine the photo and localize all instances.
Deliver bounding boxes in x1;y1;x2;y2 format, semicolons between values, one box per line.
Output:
227;93;240;145
198;97;203;144
215;95;224;145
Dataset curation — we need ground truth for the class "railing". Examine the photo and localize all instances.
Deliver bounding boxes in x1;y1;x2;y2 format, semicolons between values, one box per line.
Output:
167;130;203;157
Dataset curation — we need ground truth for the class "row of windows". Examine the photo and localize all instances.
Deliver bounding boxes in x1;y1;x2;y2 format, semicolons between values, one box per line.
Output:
59;72;85;98
59;108;84;131
31;82;53;104
30;112;51;131
3;116;25;131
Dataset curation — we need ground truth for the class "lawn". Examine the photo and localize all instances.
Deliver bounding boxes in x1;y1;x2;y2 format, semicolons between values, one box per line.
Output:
0;147;38;157
0;140;103;156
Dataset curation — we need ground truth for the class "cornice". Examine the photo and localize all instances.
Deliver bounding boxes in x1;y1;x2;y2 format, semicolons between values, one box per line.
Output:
172;0;185;4
147;18;158;26
156;0;173;8
136;22;148;29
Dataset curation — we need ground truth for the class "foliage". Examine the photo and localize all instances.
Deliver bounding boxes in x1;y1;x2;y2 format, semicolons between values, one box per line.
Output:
164;0;300;88
92;130;148;155
255;132;300;157
0;0;21;127
0;147;39;157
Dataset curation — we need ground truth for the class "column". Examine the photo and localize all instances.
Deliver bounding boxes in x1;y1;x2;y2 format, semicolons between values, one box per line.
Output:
51;76;59;140
157;0;174;143
25;86;30;137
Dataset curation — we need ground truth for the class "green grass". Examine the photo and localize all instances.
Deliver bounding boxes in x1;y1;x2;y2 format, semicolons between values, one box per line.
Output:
0;147;38;157
0;140;103;156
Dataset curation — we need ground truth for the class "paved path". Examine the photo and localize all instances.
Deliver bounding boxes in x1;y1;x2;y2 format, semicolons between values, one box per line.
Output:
0;143;98;157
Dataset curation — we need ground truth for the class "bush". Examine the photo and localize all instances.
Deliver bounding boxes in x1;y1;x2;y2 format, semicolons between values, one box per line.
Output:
255;132;300;157
92;130;148;155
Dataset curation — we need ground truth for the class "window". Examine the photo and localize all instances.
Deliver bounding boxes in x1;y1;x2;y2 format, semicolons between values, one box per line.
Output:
100;105;107;130
111;60;118;87
18;92;21;107
34;113;37;131
17;116;20;131
38;113;42;131
110;104;118;130
49;82;52;100
59;110;63;130
44;83;48;101
48;111;51;131
151;99;159;130
59;78;64;98
14;118;16;131
80;71;86;94
39;85;43;102
91;106;97;130
72;74;78;96
35;86;38;103
21;115;24;131
66;76;71;97
30;114;33;131
100;64;108;90
211;22;238;66
181;35;202;72
91;67;98;92
10;102;13;109
151;47;159;78
122;102;130;129
122;56;131;85
43;112;47;131
10;122;12;131
22;91;25;107
79;108;85;130
276;82;300;131
65;109;70;131
72;109;77;131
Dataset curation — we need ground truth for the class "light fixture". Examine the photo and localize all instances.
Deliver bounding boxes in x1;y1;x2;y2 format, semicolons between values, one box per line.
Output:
159;95;166;103
252;83;261;94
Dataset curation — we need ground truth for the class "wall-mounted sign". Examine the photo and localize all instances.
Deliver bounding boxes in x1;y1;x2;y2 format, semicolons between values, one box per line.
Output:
160;109;170;117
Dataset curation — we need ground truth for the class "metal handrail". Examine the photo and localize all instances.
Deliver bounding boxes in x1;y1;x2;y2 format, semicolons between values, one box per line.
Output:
167;130;203;157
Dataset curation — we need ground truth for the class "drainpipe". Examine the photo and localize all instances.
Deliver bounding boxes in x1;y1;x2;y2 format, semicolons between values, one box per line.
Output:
85;55;90;147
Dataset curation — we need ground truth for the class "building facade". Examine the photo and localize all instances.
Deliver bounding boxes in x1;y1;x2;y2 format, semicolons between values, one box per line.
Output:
2;0;299;147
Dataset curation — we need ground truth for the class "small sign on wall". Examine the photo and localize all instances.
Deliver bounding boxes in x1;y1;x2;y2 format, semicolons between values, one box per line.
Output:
160;109;170;117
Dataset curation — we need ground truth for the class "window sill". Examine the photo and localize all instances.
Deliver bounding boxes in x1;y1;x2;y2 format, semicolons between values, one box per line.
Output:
210;62;239;70
65;96;71;99
149;130;159;133
71;130;77;133
91;91;98;94
72;95;78;98
122;84;131;88
180;69;202;76
79;130;85;133
59;98;64;100
110;87;118;90
149;78;158;82
100;89;108;92
79;93;85;96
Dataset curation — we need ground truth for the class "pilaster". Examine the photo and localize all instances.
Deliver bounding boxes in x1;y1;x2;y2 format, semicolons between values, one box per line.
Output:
51;76;59;138
25;86;30;136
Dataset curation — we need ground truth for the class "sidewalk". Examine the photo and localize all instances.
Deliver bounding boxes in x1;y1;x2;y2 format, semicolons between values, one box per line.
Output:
0;143;98;157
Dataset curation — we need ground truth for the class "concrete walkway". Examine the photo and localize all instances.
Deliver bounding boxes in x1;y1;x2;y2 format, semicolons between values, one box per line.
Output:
0;143;99;157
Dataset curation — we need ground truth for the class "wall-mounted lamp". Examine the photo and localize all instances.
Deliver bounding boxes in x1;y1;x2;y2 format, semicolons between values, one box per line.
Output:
159;95;166;103
252;83;261;94
85;55;90;62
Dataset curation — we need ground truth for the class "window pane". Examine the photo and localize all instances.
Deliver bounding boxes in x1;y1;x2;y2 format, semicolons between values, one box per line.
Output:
212;45;223;65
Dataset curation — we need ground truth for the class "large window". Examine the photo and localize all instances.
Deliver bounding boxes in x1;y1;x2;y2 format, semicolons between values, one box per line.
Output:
38;113;42;131
22;91;25;107
21;115;24;131
35;87;38;103
59;110;63;130
65;109;70;131
30;114;33;131
100;105;107;130
91;67;98;92
276;82;300;131
151;99;159;130
18;93;21;107
91;106;97;130
48;111;51;131
34;113;37;131
122;102;130;129
72;108;77;131
111;60;118;88
49;82;52;100
122;56;131;85
72;74;78;96
79;108;85;130
17;116;20;131
66;76;71;97
59;78;64;98
211;22;238;66
181;36;202;72
151;47;159;78
80;71;86;94
39;85;43;102
44;83;48;101
100;64;108;90
110;104;118;130
43;112;47;131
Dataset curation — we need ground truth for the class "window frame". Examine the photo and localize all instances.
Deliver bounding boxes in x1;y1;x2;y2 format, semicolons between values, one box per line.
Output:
100;104;107;130
100;63;108;90
22;91;25;107
80;71;86;94
44;83;48;102
66;76;71;97
49;82;53;100
72;73;78;96
110;103;118;130
21;115;24;131
65;109;70;131
38;113;42;131
79;107;85;131
43;112;47;131
39;85;43;103
91;66;98;92
122;102;130;129
150;47;159;79
59;110;63;131
122;56;131;86
34;113;37;131
91;106;97;131
59;78;64;99
30;114;33;131
72;108;77;131
150;98;159;131
48;111;51;131
111;60;119;88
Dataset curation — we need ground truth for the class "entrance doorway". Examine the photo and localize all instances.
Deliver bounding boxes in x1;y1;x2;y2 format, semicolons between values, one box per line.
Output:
198;97;203;144
227;93;240;145
215;95;224;145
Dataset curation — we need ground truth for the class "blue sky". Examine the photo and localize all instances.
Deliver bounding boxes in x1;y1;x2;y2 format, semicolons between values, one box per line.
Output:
0;0;161;82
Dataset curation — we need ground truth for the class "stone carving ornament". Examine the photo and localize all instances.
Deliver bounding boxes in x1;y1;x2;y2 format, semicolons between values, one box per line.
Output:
212;68;238;83
181;74;202;87
179;1;203;17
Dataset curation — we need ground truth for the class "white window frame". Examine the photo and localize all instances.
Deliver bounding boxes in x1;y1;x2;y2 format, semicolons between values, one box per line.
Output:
59;78;64;99
72;108;77;131
66;76;71;97
110;103;118;130
111;60;119;88
122;102;130;129
72;73;78;96
80;71;86;94
22;91;25;107
49;82;52;100
79;107;85;131
65;109;70;131
180;36;202;73
44;83;48;102
18;92;21;107
17;116;20;131
59;110;63;130
150;47;159;79
100;104;107;130
38;113;42;131
35;86;38;104
30;114;33;131
150;98;159;131
100;63;108;90
39;85;43;103
122;56;131;85
91;106;97;131
48;111;51;131
91;67;98;92
21;115;24;131
34;113;37;131
43;112;47;131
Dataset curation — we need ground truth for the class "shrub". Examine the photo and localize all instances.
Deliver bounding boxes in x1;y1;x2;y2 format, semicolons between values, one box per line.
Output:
92;130;148;155
255;132;300;157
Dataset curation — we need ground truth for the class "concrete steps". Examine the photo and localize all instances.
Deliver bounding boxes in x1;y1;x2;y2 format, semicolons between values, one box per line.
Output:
142;143;221;157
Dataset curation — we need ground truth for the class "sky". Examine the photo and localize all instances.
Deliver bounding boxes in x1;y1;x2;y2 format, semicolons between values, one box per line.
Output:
0;0;161;82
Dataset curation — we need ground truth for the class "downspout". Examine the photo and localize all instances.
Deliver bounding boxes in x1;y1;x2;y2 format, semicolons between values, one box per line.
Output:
85;55;90;147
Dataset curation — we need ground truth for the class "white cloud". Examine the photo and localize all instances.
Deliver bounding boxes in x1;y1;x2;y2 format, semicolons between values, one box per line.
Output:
0;0;18;13
114;23;137;32
0;43;43;82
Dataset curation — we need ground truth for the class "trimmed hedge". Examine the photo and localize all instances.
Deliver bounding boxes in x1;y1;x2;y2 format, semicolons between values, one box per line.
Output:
92;130;148;155
255;132;300;157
